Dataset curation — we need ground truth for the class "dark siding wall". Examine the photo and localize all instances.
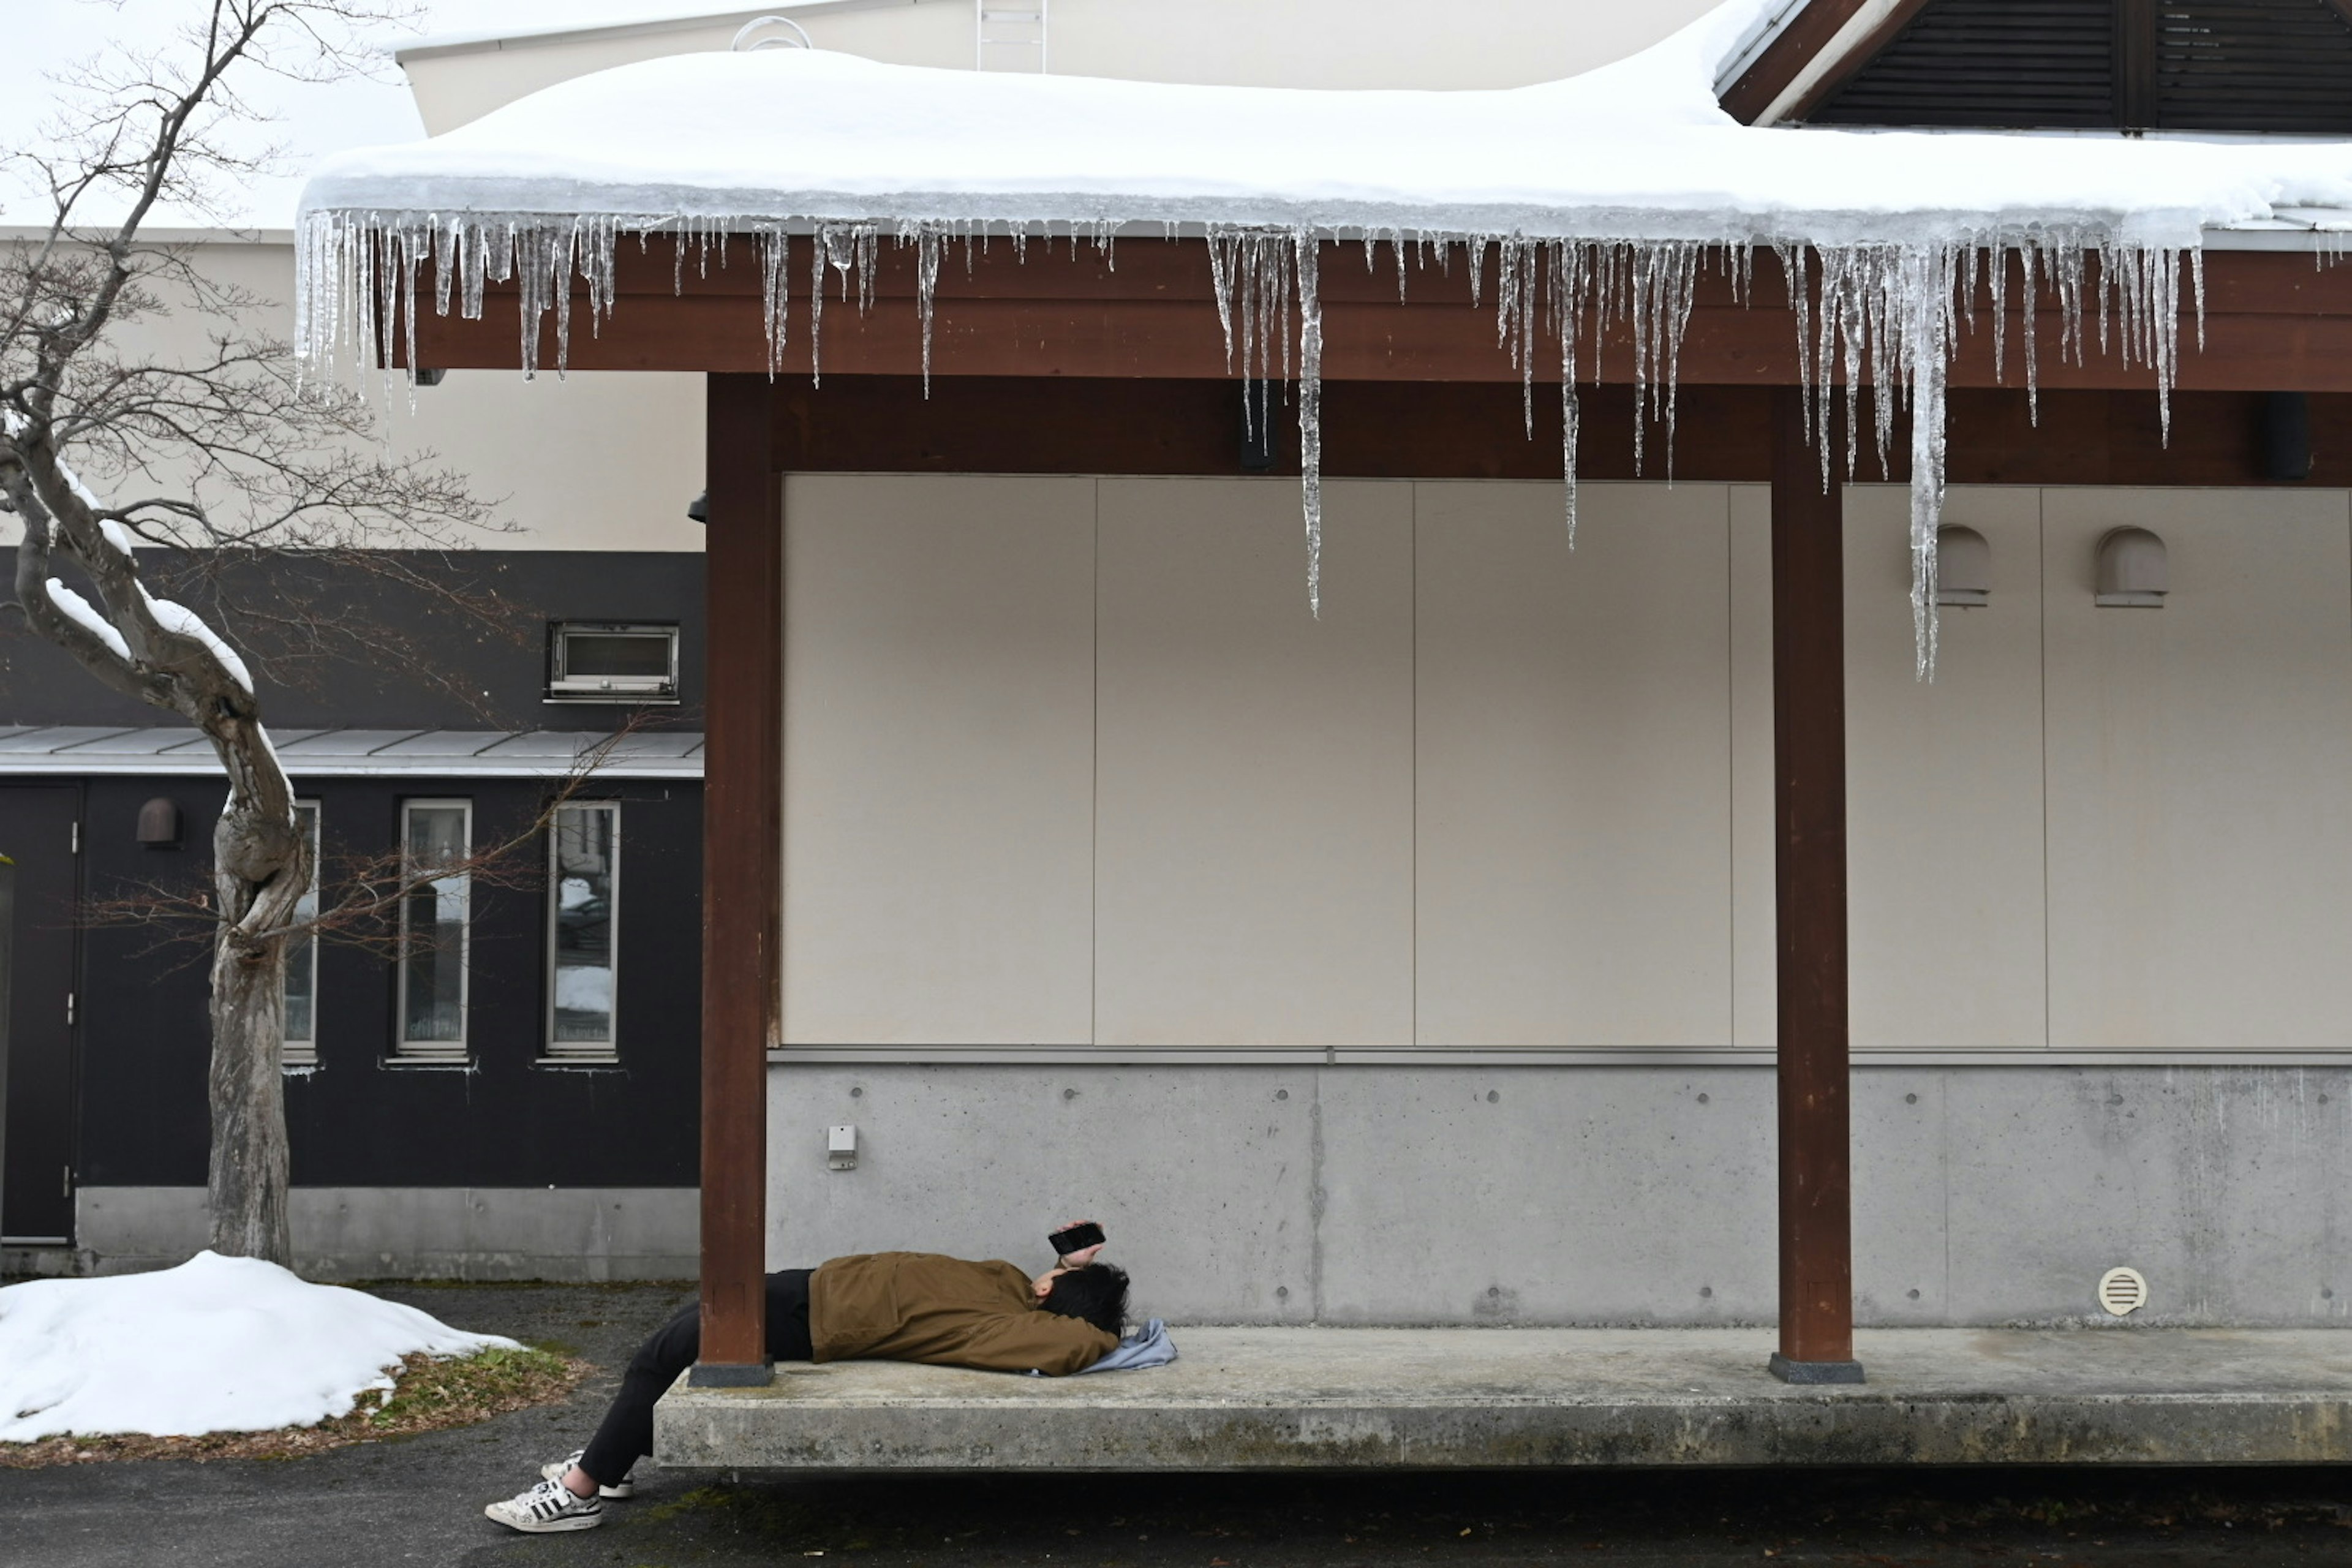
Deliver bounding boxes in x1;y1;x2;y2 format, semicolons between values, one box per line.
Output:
74;774;701;1189
0;551;706;733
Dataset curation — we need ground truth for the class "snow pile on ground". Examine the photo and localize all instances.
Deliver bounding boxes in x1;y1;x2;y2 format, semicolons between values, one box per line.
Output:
0;1251;520;1441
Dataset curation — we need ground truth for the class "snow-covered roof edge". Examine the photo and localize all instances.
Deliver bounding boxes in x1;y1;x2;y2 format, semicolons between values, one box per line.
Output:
293;0;2352;676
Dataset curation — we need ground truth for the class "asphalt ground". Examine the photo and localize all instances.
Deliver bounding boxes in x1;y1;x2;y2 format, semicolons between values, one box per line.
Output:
4;1278;2351;1567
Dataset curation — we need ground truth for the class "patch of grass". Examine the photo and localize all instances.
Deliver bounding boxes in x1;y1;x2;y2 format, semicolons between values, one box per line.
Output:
0;1344;586;1469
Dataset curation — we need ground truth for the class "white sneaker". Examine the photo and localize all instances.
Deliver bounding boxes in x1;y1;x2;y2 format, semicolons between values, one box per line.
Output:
540;1449;634;1499
485;1477;603;1534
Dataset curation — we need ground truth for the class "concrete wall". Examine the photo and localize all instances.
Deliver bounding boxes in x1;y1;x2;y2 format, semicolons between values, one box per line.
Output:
780;476;2352;1054
62;1187;696;1281
767;1063;2352;1327
399;0;1727;134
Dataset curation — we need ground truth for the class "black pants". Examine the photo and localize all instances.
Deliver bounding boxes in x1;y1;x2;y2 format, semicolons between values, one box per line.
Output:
579;1269;814;1486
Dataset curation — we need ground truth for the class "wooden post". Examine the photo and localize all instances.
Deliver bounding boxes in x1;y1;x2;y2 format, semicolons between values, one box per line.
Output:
691;373;783;1386
1766;385;1863;1385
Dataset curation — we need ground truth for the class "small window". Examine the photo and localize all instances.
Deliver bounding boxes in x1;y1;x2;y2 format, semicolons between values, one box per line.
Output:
282;801;321;1067
546;622;679;703
546;802;620;1061
397;799;471;1058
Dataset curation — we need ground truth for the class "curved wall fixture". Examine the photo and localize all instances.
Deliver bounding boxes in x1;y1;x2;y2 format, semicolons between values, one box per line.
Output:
2095;527;2168;608
731;15;813;50
135;796;183;849
1934;524;1991;607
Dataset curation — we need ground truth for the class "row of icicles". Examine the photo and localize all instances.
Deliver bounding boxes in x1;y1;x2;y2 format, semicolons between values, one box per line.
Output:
297;213;2205;677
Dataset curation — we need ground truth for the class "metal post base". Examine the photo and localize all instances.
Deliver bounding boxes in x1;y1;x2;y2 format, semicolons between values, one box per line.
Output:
1768;1352;1865;1385
688;1361;774;1388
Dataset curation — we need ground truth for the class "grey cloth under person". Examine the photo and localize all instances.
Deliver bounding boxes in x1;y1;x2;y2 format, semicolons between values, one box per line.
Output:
1075;1318;1178;1373
1024;1318;1177;1376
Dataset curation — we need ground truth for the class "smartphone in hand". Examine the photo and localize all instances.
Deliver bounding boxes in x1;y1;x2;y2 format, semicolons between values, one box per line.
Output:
1049;1221;1105;1256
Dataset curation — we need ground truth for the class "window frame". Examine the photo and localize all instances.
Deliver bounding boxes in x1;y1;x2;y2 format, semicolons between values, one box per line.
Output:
394;797;473;1060
543;799;622;1064
545;621;681;704
281;799;322;1068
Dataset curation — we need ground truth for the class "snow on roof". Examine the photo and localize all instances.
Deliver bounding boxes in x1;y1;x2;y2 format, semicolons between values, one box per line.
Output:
293;0;2352;673
0;1252;517;1441
305;0;2352;244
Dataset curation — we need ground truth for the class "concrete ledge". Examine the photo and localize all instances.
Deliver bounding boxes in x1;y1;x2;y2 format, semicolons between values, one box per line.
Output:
655;1326;2352;1470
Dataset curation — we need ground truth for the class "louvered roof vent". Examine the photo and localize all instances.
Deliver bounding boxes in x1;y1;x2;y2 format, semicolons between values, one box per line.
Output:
1792;0;2352;134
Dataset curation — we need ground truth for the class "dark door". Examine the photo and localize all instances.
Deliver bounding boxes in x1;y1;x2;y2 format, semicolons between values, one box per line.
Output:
0;786;80;1244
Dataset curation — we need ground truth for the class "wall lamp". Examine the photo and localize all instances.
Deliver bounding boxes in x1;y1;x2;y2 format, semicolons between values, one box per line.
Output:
1934;525;1991;607
2095;527;2168;608
686;490;709;523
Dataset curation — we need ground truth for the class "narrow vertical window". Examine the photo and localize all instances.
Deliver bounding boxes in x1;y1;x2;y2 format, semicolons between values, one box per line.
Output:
398;799;471;1057
282;801;321;1067
546;802;619;1060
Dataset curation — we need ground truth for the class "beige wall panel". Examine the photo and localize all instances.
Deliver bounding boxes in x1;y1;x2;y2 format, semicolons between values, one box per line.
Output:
781;475;1096;1045
1414;482;1734;1047
1728;486;1777;1049
1094;479;1414;1046
2044;489;2352;1050
1844;486;2048;1049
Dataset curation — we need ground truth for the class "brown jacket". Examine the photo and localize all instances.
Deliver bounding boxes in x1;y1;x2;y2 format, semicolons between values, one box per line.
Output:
809;1252;1117;1376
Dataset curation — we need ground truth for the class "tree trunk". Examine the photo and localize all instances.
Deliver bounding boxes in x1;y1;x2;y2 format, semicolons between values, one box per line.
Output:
205;797;306;1266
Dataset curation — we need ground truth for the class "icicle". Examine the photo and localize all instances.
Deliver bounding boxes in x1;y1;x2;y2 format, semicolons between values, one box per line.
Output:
809;225;830;383
1905;246;1951;682
909;221;944;394
1295;229;1324;619
758;225;791;377
1548;239;1589;546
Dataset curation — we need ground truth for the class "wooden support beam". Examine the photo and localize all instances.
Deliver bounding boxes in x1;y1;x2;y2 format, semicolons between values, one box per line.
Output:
1766;386;1862;1387
692;372;782;1387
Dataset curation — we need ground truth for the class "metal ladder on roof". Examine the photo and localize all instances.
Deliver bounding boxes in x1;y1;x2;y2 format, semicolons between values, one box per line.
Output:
976;0;1047;72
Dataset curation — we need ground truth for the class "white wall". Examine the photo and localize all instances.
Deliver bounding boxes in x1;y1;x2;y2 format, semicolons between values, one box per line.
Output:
0;239;706;554
400;0;1727;133
779;475;2352;1054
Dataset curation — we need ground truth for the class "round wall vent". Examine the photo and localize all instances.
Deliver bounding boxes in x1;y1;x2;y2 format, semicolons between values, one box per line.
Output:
2098;1265;2149;1316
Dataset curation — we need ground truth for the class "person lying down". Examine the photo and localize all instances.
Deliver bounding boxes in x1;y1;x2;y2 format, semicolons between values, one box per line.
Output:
487;1221;1144;1534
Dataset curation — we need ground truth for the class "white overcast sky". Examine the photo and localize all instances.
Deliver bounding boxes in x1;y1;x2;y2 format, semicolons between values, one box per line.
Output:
1;0;731;228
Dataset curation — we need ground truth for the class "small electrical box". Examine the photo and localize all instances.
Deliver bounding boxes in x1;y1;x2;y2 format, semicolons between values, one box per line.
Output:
826;1124;858;1171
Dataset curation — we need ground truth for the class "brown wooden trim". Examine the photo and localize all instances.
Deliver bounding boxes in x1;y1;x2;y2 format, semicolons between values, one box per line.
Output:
693;372;782;1384
1719;0;1876;124
1767;385;1856;1377
1781;0;1939;124
402;244;2352;393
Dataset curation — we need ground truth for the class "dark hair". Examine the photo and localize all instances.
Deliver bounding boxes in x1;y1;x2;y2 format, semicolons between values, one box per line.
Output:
1041;1262;1129;1338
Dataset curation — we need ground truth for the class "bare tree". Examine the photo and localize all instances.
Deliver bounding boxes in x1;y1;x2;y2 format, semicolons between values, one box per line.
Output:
0;2;496;1264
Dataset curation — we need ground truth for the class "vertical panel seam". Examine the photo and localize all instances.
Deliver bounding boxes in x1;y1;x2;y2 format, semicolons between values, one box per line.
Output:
2040;486;2053;1053
1727;484;1738;1048
1091;477;1101;1049
1411;481;1419;1050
